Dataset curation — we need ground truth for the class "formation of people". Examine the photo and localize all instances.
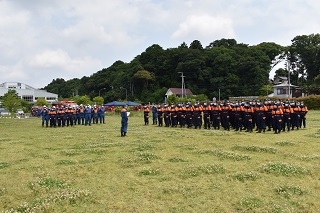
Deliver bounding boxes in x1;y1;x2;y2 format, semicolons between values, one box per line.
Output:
36;104;106;127
143;100;308;134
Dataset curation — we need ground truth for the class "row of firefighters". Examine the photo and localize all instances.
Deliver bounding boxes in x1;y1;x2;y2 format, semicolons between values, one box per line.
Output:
143;101;308;134
38;104;106;127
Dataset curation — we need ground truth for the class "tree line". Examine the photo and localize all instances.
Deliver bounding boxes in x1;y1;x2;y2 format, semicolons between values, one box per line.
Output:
43;34;320;103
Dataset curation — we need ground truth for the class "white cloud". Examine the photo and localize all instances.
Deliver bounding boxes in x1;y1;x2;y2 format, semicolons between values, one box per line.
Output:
0;63;29;81
28;49;102;75
172;14;235;42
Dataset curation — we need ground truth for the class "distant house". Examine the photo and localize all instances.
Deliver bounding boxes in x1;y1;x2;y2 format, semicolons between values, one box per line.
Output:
0;82;58;104
271;78;303;98
165;88;193;98
273;76;288;85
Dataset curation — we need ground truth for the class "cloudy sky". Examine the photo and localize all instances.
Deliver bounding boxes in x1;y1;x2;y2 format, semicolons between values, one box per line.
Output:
1;0;319;88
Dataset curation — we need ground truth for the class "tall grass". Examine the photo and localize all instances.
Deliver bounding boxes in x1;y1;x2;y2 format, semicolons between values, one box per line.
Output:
1;111;320;212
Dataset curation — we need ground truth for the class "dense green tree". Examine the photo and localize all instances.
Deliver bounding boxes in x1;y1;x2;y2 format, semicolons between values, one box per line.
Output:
206;38;237;48
34;98;48;107
21;99;31;113
2;90;21;114
75;95;92;106
189;40;203;50
255;42;284;63
289;33;320;82
93;96;104;105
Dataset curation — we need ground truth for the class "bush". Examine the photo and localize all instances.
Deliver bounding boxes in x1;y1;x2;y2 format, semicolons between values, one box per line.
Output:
294;95;320;110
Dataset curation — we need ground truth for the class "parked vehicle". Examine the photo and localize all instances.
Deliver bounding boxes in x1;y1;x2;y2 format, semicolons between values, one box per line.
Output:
15;109;25;118
0;108;10;116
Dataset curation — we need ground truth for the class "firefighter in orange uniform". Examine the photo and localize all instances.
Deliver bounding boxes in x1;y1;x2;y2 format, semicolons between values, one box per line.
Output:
299;102;308;128
72;106;78;125
203;102;211;129
170;103;178;127
221;102;231;131
234;102;245;131
210;102;221;130
65;105;74;127
193;102;202;129
177;103;186;128
79;104;85;125
185;102;193;128
282;102;293;132
244;102;254;132
143;105;150;125
272;104;283;134
256;102;268;133
163;104;171;127
266;101;274;131
49;106;57;128
157;104;164;126
92;106;99;124
57;106;65;127
291;102;301;130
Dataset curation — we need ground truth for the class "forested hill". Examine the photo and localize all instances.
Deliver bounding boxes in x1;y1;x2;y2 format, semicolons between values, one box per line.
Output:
43;34;320;103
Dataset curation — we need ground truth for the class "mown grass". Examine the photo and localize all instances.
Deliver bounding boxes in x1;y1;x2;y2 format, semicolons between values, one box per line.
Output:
0;111;320;212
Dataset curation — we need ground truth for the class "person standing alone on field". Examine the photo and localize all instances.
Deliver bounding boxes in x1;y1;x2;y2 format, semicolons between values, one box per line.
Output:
121;105;128;137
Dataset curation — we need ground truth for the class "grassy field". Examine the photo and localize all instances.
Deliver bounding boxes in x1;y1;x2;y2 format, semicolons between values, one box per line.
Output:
0;111;320;212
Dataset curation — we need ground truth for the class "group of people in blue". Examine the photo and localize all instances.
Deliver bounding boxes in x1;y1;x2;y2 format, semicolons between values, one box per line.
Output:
35;104;106;128
143;100;308;134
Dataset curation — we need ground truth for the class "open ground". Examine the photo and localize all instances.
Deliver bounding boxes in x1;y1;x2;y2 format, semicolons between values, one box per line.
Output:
1;111;320;212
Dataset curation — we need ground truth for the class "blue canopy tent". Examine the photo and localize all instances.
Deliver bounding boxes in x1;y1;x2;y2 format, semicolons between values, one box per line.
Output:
104;101;126;106
125;101;141;106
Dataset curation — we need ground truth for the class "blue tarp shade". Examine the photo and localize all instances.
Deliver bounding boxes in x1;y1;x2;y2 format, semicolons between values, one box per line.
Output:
125;101;141;106
104;101;126;106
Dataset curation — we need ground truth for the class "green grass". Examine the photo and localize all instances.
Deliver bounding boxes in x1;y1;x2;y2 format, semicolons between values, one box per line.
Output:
1;111;320;212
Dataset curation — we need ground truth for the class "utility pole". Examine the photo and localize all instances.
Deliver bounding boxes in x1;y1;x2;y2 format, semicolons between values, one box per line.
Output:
178;72;186;98
287;55;291;99
99;88;106;97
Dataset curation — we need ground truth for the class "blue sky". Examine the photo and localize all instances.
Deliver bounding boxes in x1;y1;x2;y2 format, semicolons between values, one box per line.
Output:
1;0;319;88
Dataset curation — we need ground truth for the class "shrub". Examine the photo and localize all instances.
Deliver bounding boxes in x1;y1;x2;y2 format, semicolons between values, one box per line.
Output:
232;145;277;154
275;185;304;198
294;95;320;110
260;162;310;176
0;162;10;169
230;172;259;182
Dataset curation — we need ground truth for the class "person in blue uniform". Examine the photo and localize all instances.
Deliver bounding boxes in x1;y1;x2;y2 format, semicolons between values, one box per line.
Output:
152;104;158;125
98;105;106;124
121;105;128;137
41;105;49;127
84;105;92;126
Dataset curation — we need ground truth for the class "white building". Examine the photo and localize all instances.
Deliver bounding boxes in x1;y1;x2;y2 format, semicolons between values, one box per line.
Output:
270;78;303;98
0;82;58;104
165;88;194;98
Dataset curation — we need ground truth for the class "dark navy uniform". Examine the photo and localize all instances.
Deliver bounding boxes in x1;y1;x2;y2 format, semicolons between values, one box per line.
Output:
121;106;128;137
